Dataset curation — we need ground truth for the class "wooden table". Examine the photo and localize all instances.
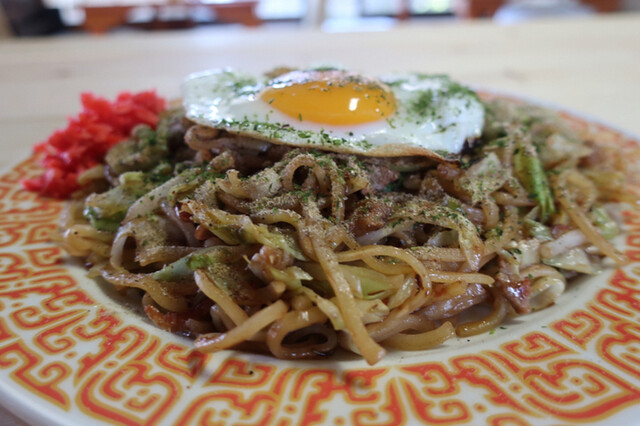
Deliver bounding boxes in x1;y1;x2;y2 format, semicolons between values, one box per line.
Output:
0;12;639;422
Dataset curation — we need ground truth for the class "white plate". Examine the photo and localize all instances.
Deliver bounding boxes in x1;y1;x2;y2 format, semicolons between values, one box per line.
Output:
1;94;639;425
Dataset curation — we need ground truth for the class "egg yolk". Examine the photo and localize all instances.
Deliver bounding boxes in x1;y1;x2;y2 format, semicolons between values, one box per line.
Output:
259;70;396;126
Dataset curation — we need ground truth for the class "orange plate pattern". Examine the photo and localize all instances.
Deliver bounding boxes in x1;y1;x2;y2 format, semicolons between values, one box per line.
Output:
0;107;639;425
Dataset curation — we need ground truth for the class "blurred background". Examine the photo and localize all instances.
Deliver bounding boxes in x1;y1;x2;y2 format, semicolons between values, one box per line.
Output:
1;0;639;37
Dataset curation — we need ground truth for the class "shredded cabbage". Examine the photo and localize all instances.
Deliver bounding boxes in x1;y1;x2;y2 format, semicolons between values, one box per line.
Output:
543;248;601;274
458;152;508;204
184;200;307;260
589;206;620;240
514;140;555;220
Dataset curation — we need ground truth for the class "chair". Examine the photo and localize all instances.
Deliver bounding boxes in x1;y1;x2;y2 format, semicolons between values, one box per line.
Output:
0;0;63;36
0;3;12;37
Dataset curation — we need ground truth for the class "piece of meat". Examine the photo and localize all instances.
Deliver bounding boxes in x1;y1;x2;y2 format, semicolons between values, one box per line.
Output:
497;277;531;314
194;224;213;241
495;257;532;314
579;140;616;170
349;198;393;237
266;143;294;163
434;162;462;195
419;283;487;320
550;224;572;239
363;163;400;193
419;174;447;200
144;298;213;335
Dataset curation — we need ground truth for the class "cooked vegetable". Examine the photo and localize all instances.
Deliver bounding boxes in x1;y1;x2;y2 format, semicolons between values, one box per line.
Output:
589;206;620;240
514;138;555;220
22;91;166;198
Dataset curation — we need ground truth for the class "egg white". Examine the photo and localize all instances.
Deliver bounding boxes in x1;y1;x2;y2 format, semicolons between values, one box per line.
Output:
182;68;485;158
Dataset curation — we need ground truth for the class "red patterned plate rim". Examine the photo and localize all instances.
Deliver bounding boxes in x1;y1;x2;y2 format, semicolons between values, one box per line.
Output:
0;92;639;426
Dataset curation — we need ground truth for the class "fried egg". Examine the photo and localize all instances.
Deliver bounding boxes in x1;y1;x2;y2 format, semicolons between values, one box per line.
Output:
182;68;484;159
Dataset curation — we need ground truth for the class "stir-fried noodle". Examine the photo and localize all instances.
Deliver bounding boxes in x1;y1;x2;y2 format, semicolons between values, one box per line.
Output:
59;97;634;365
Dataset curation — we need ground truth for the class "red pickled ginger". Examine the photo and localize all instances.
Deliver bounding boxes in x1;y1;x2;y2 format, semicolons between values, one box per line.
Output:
22;90;166;198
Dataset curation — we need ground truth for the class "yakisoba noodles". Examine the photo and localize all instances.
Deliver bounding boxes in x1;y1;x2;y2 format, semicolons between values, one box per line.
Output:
57;68;634;365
